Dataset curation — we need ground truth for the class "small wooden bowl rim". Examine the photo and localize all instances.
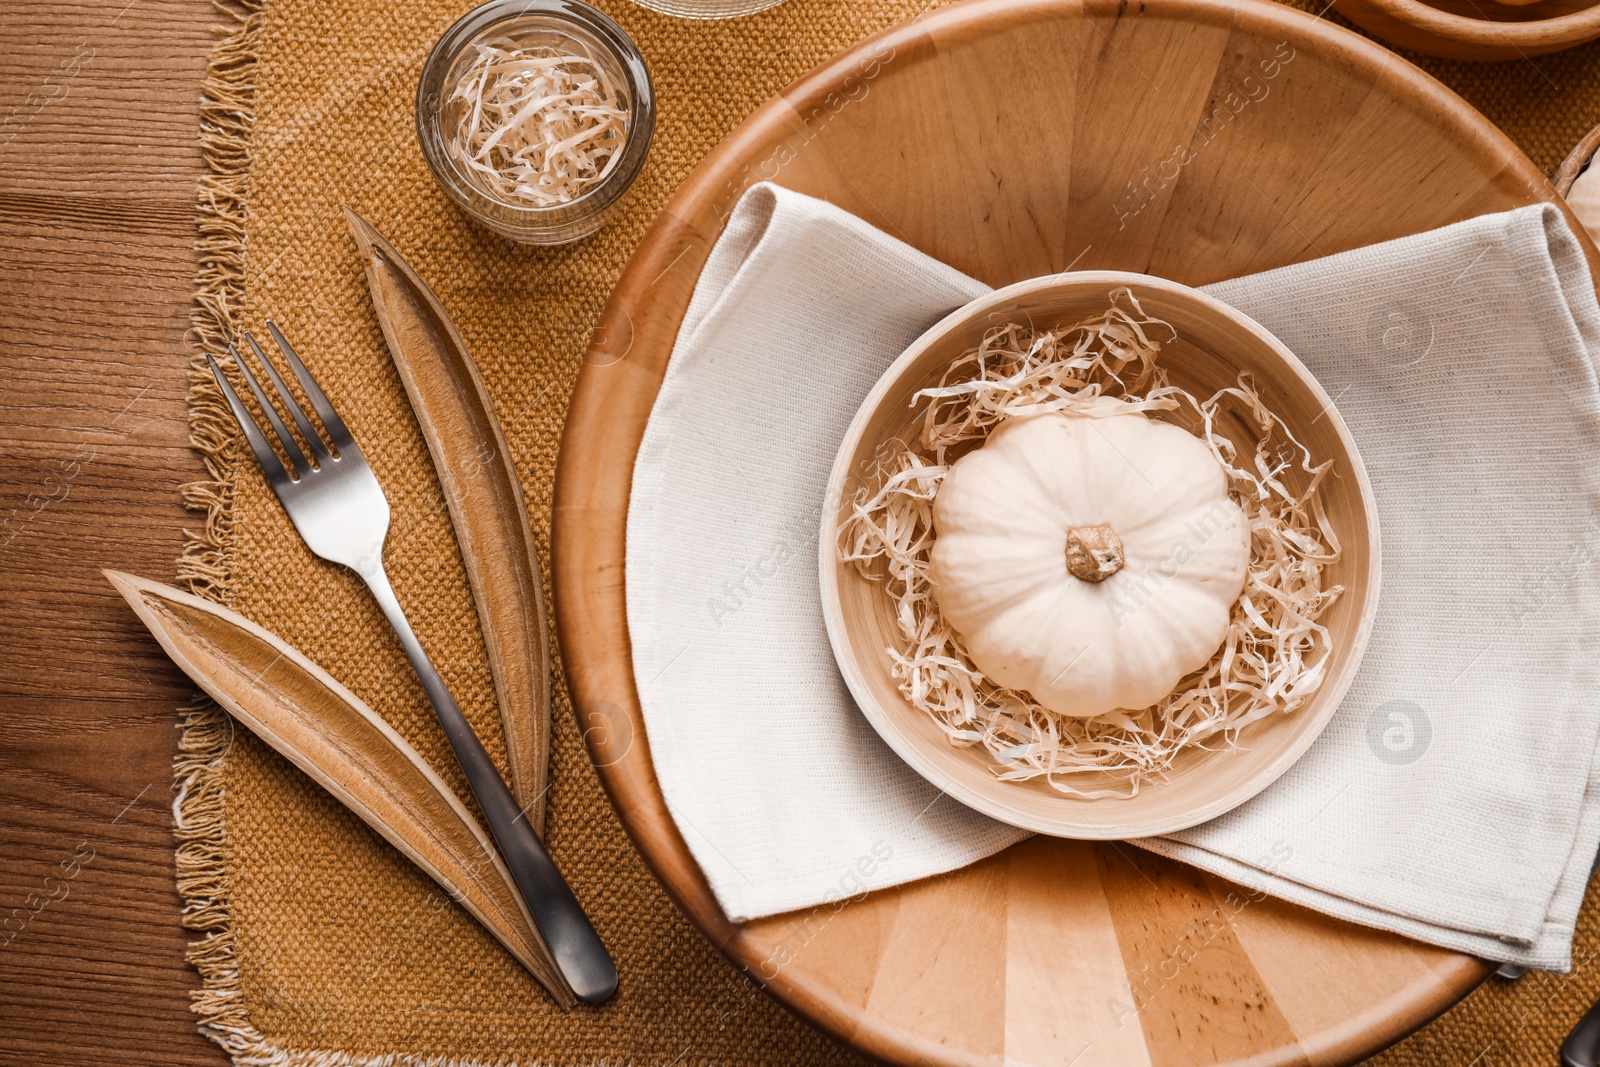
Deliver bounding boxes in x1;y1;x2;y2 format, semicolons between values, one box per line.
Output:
1338;0;1600;52
1556;121;1600;197
819;271;1382;839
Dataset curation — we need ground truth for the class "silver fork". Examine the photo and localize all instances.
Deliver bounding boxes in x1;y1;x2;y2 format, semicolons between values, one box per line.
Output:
207;322;617;1004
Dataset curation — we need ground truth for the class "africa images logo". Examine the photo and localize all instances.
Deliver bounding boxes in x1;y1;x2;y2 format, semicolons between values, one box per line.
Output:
1365;699;1432;766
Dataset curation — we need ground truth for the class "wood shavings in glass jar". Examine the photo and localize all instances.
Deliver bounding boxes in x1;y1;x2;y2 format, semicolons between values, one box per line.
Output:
445;40;629;208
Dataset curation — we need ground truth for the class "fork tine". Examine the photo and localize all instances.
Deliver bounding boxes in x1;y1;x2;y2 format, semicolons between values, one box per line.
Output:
229;341;310;477
265;320;357;453
206;352;292;487
244;331;334;464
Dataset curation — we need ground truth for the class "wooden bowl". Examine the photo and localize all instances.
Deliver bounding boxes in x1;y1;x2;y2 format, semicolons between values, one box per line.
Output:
819;272;1381;839
1556;119;1600;197
1333;0;1600;60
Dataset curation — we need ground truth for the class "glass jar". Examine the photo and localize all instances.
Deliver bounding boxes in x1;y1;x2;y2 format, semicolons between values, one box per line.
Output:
416;0;655;245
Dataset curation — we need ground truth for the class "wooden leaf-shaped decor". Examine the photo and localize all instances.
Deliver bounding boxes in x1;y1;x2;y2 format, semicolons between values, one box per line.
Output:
105;570;577;1007
345;207;553;833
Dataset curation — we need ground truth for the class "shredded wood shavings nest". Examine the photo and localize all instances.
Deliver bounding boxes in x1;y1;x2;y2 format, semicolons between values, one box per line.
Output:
446;41;628;208
838;291;1344;798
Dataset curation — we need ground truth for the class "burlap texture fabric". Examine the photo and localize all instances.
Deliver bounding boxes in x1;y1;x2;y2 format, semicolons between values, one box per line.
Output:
176;0;1600;1061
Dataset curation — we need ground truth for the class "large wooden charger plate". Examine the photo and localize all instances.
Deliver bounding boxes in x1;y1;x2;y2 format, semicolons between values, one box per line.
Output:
552;1;1598;1063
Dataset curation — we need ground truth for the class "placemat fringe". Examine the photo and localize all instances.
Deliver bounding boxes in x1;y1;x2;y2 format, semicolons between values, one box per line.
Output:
175;0;266;1061
177;0;259;606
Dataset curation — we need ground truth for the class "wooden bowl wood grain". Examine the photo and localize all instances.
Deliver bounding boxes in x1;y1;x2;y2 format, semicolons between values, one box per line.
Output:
819;272;1381;838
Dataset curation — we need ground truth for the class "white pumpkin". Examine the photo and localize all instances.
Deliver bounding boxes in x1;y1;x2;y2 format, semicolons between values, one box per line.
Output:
928;411;1250;717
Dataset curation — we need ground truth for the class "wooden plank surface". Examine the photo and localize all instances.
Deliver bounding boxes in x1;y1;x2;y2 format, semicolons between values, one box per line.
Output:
0;0;224;1063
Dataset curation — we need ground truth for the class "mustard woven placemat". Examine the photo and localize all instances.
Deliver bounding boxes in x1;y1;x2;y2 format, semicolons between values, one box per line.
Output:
176;0;1600;1062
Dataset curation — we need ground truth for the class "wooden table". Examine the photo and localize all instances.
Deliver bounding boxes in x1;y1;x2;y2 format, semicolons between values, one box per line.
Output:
0;0;223;1062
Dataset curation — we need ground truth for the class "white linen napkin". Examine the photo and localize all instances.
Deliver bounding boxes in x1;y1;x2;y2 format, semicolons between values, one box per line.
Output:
626;182;1600;968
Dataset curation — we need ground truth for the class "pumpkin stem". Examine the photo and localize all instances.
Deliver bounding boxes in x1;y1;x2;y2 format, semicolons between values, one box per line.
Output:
1065;524;1124;582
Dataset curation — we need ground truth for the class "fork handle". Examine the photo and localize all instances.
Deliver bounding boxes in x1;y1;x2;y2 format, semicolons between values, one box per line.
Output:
361;563;618;1004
